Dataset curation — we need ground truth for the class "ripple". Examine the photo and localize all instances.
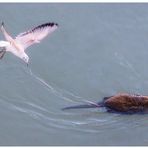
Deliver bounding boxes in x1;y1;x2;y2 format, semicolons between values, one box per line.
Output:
4;67;148;134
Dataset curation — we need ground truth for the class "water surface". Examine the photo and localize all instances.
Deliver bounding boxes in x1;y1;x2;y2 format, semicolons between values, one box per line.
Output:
0;3;148;146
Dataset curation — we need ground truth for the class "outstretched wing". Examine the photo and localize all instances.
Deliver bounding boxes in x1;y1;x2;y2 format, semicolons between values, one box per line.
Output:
15;22;58;49
1;22;14;43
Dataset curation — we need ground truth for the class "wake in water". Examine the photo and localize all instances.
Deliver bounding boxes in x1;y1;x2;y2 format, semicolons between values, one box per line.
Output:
114;52;141;78
6;66;146;133
9;66;110;133
25;67;98;107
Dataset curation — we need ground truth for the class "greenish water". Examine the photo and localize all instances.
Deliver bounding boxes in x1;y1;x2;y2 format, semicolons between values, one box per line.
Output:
0;3;148;146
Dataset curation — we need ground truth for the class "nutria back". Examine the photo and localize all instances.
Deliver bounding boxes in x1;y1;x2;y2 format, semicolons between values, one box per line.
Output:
104;93;148;113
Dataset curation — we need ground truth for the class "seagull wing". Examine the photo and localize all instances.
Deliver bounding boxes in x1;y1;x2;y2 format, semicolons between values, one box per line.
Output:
0;41;10;47
15;22;58;50
1;22;14;43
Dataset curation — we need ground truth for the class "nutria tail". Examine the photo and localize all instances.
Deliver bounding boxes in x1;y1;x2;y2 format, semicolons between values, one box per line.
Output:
62;101;104;111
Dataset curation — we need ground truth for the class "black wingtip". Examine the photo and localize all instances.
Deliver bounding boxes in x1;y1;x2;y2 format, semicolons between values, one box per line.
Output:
48;22;59;27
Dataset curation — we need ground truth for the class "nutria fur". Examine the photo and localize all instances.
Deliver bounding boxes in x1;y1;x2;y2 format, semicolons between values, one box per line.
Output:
62;93;148;114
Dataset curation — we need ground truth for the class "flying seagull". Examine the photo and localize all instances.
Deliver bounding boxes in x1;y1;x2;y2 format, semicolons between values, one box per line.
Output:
0;22;58;65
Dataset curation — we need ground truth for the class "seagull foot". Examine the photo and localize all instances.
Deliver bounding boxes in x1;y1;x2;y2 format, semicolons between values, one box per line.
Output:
0;48;6;59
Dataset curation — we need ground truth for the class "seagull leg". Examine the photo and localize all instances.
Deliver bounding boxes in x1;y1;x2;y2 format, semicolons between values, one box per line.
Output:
0;47;6;59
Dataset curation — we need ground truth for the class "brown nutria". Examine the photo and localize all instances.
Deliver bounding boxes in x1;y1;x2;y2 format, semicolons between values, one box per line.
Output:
62;93;148;114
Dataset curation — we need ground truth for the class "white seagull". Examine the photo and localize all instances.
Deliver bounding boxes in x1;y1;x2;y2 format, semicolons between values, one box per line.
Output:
0;22;58;65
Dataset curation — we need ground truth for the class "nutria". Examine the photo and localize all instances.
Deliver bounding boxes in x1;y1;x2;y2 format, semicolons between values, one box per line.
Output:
62;93;148;114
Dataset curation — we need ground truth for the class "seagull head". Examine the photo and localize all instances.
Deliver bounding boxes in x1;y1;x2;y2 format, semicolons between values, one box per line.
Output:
21;53;29;66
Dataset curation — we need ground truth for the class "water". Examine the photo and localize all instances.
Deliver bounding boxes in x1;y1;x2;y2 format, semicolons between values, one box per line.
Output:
0;3;148;146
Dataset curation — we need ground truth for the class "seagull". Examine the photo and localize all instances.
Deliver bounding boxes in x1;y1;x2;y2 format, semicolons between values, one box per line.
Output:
0;22;58;65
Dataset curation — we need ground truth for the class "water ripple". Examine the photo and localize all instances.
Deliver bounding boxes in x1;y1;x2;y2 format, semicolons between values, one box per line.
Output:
5;67;147;134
